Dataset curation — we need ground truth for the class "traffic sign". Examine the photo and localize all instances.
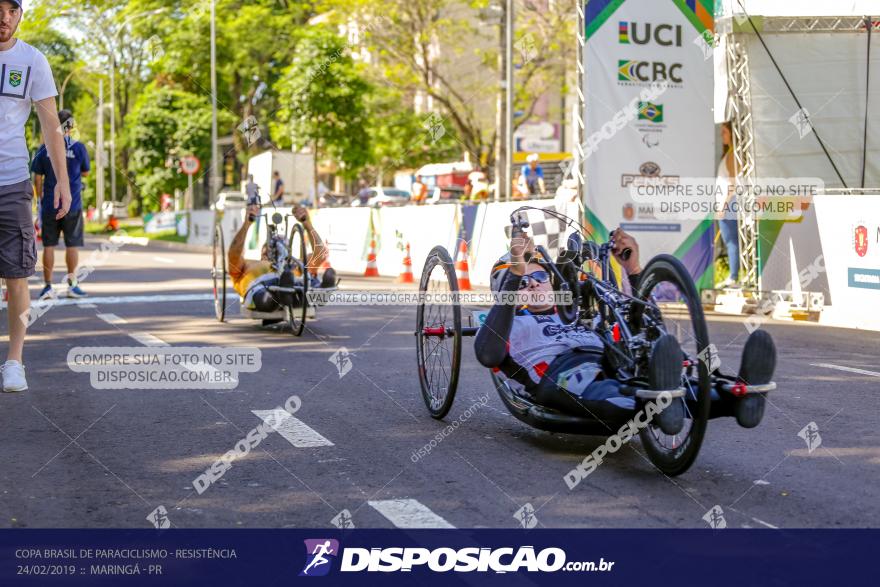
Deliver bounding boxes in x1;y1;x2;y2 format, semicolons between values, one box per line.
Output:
180;155;201;176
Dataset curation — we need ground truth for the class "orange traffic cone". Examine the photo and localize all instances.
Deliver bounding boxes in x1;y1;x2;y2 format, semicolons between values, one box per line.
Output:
364;238;380;277
397;243;414;284
456;239;472;290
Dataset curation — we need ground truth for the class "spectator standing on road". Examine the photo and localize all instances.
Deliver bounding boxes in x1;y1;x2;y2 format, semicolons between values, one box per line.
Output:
272;171;284;205
411;174;427;205
519;153;546;196
0;0;72;392
31;109;89;299
356;179;371;206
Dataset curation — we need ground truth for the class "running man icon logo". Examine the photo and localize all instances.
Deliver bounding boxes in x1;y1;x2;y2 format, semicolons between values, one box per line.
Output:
702;505;727;529
798;422;822;453
300;539;340;577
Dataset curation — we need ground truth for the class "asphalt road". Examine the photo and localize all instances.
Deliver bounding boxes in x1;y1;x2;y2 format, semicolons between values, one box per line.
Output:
1;238;878;530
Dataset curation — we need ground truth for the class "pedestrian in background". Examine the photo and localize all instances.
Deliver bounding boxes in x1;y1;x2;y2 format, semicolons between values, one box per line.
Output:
716;121;740;288
31;109;90;299
411;174;427;205
272;171;284;205
0;0;72;392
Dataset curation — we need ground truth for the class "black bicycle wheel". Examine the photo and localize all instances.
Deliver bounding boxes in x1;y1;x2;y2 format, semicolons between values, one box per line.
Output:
285;223;308;337
634;254;712;477
415;246;461;419
212;224;227;322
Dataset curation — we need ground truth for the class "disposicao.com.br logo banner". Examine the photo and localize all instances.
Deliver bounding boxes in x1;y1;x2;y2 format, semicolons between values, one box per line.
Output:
298;539;612;576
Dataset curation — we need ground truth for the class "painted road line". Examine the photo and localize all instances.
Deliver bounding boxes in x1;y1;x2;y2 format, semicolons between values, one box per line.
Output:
368;499;456;529
78;303;98;309
98;313;169;348
153;256;175;264
129;332;170;347
49;293;214;308
97;313;127;326
252;410;334;448
811;363;880;378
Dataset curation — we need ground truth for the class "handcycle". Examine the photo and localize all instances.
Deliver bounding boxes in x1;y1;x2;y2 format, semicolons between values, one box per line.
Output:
212;209;321;336
415;206;776;476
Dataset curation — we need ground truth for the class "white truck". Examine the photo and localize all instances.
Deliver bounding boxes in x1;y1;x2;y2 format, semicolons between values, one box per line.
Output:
246;150;315;205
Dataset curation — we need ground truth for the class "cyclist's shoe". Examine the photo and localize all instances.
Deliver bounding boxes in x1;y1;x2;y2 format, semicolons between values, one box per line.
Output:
734;329;776;428
716;277;739;289
1;360;28;392
38;284;53;299
321;268;338;289
648;334;685;435
67;282;88;298
277;271;297;308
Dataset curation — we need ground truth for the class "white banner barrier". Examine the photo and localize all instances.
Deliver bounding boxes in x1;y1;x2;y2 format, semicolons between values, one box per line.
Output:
187;210;216;247
309;207;373;273
815;195;880;331
373;205;460;278
470;199;559;287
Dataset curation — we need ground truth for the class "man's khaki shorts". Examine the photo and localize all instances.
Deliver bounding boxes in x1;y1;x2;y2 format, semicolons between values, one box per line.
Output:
0;180;37;279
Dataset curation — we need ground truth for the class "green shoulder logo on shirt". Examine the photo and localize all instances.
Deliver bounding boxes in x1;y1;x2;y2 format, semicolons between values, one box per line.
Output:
9;69;22;87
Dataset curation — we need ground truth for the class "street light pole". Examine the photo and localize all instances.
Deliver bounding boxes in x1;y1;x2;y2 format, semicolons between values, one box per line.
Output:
96;77;105;221
109;55;117;208
504;0;514;203
209;0;219;209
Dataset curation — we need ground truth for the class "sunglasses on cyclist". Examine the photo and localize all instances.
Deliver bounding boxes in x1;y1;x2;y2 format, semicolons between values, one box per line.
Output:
518;270;551;289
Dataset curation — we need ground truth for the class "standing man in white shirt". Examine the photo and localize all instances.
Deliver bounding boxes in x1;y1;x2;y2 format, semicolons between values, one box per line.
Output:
0;0;71;392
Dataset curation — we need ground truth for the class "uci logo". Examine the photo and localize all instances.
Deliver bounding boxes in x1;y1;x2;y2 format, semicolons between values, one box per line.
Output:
619;22;683;46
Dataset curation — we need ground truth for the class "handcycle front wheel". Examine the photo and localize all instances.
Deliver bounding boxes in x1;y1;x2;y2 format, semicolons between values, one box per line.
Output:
212;224;227;322
285;223;308;337
415;246;462;419
633;254;712;477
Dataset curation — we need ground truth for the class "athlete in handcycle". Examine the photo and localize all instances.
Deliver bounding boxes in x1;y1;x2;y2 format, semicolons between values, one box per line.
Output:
415;206;778;475
222;202;337;334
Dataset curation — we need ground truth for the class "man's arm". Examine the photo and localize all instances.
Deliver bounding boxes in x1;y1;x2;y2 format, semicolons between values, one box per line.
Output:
33;174;43;202
293;206;328;275
34;97;71;219
228;205;259;282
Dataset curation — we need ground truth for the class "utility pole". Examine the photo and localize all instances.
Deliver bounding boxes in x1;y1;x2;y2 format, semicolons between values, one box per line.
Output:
495;1;506;202
209;0;219;210
109;56;116;208
96;78;105;221
504;0;514;202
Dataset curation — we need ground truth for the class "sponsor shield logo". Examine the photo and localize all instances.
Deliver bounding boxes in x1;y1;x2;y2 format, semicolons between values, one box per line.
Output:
9;69;22;88
854;225;868;257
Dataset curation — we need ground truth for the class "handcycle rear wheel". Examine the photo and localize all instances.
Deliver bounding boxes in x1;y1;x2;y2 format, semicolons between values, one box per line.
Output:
212;224;227;322
415;246;461;419
633;254;711;477
285;223;308;336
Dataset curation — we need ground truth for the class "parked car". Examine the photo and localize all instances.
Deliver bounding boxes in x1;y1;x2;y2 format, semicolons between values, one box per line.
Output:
211;191;247;211
319;192;356;208
351;187;411;207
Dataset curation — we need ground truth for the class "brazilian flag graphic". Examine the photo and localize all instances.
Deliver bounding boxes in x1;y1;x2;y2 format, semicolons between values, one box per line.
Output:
638;102;663;123
9;69;22;88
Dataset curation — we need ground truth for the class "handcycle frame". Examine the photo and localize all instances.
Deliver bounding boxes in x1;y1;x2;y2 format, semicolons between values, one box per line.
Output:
212;210;325;336
415;206;775;476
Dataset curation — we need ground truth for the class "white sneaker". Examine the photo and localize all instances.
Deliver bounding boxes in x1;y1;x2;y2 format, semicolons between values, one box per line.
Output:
2;360;28;392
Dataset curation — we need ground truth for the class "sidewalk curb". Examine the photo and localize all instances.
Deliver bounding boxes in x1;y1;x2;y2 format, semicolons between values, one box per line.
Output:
89;234;213;254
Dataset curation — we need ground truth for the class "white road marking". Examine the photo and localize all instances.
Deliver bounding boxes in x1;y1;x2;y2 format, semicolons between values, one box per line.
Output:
78;303;98;309
129;332;169;347
41;293;213;308
252;410;334;447
97;313;126;325
153;256;175;264
811;363;880;378
750;516;779;529
368;499;455;529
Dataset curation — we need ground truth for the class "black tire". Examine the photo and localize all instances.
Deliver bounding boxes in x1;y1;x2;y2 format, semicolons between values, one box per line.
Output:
212;224;227;322
286;223;308;337
416;246;461;419
634;254;712;477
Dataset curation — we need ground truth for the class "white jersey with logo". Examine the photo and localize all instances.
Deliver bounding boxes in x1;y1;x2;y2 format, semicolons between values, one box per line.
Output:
0;39;57;186
508;312;604;384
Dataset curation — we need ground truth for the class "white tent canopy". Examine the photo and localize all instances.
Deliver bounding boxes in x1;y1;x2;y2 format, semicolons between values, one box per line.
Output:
718;0;880;18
